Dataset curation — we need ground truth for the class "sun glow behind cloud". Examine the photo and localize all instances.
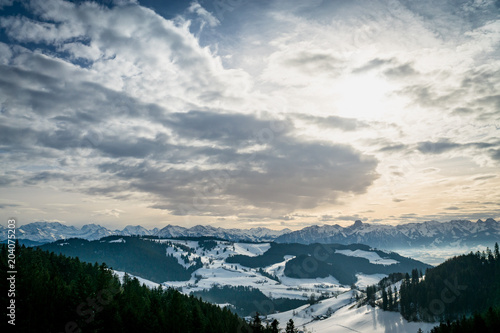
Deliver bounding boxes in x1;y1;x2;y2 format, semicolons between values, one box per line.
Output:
334;72;397;120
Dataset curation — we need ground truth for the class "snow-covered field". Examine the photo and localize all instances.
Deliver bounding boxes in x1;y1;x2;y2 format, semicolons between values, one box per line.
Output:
114;270;161;289
268;290;437;333
305;302;436;333
114;239;439;333
114;268;437;333
335;249;399;265
109;238;126;243
156;239;347;299
354;273;388;289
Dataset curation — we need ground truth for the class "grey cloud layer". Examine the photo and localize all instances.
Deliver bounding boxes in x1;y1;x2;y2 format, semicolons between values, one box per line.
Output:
0;0;380;218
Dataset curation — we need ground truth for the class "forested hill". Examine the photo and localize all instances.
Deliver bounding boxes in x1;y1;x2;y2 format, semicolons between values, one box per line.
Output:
227;242;431;285
0;244;247;333
40;235;202;282
399;243;500;323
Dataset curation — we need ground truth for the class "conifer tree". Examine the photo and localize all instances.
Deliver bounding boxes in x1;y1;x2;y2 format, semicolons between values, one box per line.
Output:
487;247;494;261
387;286;394;311
382;287;388;311
286;319;297;333
270;319;280;333
251;312;263;333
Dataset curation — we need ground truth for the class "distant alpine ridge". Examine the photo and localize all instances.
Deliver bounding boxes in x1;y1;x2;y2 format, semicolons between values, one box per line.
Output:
274;218;500;249
0;221;290;244
1;218;499;249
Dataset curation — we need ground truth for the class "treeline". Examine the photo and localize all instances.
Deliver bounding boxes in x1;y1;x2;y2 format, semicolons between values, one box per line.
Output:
363;243;500;332
0;243;247;333
430;307;500;333
399;243;500;322
248;314;302;333
363;272;406;310
40;236;202;282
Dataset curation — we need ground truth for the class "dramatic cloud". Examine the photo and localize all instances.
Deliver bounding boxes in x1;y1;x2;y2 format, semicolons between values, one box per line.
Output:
86;110;379;216
0;0;499;229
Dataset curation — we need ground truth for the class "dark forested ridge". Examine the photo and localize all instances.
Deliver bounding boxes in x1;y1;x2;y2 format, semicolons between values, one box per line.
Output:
191;285;309;317
0;243;247;333
40;236;202;282
227;242;432;285
398;243;500;323
429;307;500;333
363;243;500;332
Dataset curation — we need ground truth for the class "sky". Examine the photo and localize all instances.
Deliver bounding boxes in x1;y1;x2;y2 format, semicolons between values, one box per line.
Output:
0;0;499;230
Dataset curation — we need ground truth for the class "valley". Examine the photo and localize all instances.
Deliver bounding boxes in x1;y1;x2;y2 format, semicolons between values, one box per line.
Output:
41;235;437;331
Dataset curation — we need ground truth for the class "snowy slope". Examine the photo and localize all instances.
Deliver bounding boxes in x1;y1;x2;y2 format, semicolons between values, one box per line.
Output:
268;290;356;327
108;238;126;243
107;237;439;332
47;237;423;304
114;265;434;333
268;289;437;333
233;243;271;257
115;262;435;333
156;239;348;300
335;249;399;265
113;270;162;289
113;265;437;333
354;273;388;289
306;302;436;333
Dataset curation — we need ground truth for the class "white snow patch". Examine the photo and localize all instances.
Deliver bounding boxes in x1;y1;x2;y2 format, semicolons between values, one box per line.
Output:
264;256;295;277
113;270;162;289
269;290;355;328
336;249;398;265
306;303;436;333
109;238;126;243
166;245;199;269
216;303;234;309
279;275;341;288
233;243;271;257
355;273;388;289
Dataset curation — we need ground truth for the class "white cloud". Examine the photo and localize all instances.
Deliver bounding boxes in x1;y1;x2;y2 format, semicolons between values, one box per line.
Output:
92;209;125;218
188;2;220;28
0;42;12;64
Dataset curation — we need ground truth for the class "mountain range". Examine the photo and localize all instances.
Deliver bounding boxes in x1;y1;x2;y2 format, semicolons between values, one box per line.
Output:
0;221;290;244
2;218;499;249
275;218;500;249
